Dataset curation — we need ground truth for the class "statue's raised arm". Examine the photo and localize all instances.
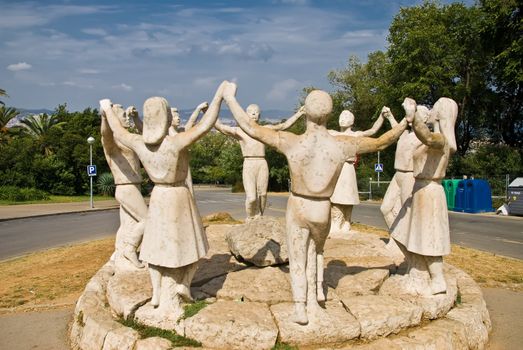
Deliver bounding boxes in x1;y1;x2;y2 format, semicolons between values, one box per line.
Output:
412;106;446;150
264;106;305;131
185;101;208;131
126;106;143;133
174;81;227;149
352;98;416;154
223;82;284;150
100;99;142;152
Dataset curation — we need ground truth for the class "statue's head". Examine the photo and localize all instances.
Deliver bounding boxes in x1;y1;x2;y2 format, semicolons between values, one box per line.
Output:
113;104;130;128
246;104;260;121
338;110;355;128
431;97;458;154
170;107;181;128
414;105;431;127
304;90;332;125
143;97;171;145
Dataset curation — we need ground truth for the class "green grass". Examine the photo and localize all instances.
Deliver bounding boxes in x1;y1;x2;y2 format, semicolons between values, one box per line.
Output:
181;300;209;320
118;317;201;347
0;195;113;205
272;342;298;350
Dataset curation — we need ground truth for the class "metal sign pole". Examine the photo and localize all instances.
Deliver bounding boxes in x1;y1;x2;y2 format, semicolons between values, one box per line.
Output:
90;143;93;209
377;151;380;187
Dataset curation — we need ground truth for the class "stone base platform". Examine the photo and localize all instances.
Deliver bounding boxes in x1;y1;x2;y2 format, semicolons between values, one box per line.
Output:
70;222;491;350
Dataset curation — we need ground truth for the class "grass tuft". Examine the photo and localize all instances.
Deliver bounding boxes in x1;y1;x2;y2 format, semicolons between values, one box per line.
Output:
182;300;209;320
118;317;201;347
272;342;298;350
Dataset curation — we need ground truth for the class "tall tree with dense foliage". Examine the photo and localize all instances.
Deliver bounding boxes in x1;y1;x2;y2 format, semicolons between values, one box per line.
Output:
20;113;65;155
387;1;489;155
0;106;20;141
480;0;522;148
0;88;7;105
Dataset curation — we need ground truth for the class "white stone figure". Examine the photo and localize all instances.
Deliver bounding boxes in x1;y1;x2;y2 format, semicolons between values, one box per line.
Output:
99;81;226;321
328;109;392;234
214;104;305;221
223;82;414;325
391;98;458;296
379;106;430;257
101;104;147;271
169;102;209;196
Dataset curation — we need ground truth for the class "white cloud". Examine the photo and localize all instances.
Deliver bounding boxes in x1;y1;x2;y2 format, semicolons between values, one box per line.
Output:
82;28;108;36
63;81;94;89
112;83;133;91
267;79;301;101
7;62;32;71
0;4;114;29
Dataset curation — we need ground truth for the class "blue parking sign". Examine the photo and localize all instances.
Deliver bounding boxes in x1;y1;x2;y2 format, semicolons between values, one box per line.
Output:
374;163;383;172
87;165;97;176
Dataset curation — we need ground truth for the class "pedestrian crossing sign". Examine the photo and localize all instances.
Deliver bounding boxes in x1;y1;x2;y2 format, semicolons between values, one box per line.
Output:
374;163;383;172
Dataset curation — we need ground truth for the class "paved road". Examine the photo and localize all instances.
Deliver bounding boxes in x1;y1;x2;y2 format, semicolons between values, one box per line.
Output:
1;188;522;260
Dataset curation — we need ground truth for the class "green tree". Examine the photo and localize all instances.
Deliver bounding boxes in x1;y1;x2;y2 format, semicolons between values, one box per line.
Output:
0;88;7;105
20;113;66;155
0;106;20;143
387;1;489;155
480;0;523;148
328;52;392;131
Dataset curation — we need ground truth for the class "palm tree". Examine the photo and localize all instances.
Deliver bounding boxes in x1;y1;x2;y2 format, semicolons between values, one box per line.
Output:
0;88;7;105
20;113;65;155
0;106;19;132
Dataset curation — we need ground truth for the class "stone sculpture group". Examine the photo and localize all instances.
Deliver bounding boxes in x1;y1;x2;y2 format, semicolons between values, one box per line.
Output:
99;80;458;327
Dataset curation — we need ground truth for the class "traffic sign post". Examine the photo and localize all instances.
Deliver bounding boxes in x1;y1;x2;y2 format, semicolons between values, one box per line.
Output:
87;165;97;176
87;136;95;208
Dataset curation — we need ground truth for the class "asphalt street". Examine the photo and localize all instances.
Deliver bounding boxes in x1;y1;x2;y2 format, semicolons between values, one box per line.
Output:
0;188;521;260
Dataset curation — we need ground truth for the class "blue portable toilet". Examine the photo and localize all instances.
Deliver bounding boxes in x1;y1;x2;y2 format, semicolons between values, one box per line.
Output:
454;179;493;213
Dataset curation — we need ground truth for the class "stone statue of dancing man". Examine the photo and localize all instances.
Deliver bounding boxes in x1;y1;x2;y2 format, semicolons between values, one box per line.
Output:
223;81;415;325
214;104;305;221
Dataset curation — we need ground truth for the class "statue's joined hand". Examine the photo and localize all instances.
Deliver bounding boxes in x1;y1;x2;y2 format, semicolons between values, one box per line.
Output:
125;106;138;118
100;99;112;113
197;102;209;112
223;82;237;99
402;98;416;123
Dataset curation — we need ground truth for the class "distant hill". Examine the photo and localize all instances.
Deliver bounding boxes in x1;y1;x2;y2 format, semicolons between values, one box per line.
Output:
7;108;54;127
8;107;294;127
178;108;293;125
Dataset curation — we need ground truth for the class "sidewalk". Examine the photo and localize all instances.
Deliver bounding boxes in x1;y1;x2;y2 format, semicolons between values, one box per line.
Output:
0;200;119;221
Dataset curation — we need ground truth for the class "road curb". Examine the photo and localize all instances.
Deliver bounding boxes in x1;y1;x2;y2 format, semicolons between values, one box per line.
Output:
0;206;119;222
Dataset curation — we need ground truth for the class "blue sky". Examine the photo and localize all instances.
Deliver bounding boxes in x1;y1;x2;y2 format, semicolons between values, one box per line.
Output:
1;0;472;112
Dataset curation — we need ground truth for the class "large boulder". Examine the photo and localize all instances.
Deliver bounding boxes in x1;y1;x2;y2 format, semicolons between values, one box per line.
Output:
226;216;288;266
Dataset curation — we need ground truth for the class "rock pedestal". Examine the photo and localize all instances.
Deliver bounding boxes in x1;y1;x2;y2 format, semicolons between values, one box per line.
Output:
71;224;491;350
226;216;288;266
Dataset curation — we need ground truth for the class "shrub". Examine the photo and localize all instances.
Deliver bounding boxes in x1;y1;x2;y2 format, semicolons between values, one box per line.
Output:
97;172;115;196
0;186;50;202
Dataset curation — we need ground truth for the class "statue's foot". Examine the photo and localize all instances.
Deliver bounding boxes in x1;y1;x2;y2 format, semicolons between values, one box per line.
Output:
317;283;326;302
245;216;255;223
123;245;144;268
340;221;351;232
177;285;193;303
151;293;160;308
430;276;447;295
292;302;308;325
